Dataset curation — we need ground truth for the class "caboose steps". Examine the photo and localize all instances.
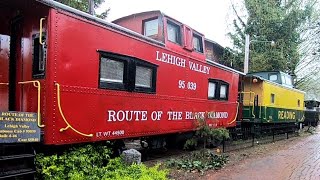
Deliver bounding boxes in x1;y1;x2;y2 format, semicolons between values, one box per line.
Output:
0;144;36;179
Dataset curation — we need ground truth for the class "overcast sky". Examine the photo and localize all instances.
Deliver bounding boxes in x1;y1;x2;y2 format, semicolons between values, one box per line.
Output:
97;0;233;47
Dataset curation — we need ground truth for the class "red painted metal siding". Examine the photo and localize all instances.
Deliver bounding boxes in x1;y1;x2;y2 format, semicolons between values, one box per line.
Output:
43;9;239;145
0;1;240;145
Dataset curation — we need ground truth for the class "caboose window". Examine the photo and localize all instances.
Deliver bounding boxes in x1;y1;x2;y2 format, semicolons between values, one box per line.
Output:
220;84;228;99
208;79;229;101
100;58;124;83
193;34;203;53
208;82;217;99
167;21;181;44
99;55;128;91
144;18;158;37
32;34;46;79
134;61;157;93
98;50;157;93
135;66;152;88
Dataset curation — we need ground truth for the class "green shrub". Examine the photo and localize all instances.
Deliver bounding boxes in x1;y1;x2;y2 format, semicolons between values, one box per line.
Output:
166;149;228;174
36;143;168;180
183;138;198;150
193;118;230;148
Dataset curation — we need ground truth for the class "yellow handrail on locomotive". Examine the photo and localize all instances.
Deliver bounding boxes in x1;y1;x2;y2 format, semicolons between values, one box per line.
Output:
18;80;45;128
240;91;256;118
39;18;45;45
55;83;93;137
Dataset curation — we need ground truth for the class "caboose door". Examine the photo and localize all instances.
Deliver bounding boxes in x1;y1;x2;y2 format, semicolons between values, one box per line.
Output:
0;15;24;111
8;16;23;111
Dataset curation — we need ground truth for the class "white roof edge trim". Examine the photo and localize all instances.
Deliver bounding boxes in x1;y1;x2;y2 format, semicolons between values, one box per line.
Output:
36;0;165;47
249;75;306;94
206;59;245;75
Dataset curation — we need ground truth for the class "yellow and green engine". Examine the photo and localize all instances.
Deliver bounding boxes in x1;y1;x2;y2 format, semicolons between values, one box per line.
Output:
242;71;304;125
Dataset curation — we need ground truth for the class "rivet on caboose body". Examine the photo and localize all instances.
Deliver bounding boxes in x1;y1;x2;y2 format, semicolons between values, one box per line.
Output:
0;0;242;148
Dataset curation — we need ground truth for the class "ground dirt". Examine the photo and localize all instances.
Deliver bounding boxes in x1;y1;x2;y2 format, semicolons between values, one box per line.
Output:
146;127;317;180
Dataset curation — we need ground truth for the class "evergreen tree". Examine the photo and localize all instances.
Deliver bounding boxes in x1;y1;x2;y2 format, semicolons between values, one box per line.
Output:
227;0;315;75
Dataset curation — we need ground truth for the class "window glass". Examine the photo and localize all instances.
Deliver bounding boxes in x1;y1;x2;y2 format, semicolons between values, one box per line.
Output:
144;19;158;37
193;34;203;53
271;94;275;104
167;21;181;44
208;82;216;98
135;66;152;88
285;75;292;86
100;58;124;83
269;74;278;81
32;34;46;79
220;85;227;99
281;75;286;84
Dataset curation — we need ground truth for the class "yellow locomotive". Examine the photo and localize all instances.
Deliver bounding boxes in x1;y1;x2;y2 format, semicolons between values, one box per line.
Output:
242;71;304;130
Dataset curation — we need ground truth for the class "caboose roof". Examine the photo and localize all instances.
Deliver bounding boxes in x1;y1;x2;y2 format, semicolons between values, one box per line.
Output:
36;0;165;47
35;0;244;75
113;10;205;36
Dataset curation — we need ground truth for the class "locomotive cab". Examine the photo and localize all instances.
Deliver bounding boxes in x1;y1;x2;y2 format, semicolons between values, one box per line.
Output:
242;72;305;131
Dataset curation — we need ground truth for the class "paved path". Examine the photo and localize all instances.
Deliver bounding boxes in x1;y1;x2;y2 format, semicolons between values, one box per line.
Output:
207;132;320;180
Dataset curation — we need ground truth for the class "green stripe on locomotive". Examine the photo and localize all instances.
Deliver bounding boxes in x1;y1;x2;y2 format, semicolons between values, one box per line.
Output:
243;106;304;123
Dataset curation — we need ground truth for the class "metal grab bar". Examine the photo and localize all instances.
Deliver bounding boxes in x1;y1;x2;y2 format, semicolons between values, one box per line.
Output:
0;83;9;85
240;91;256;118
18;80;45;128
55;83;93;137
39;18;45;45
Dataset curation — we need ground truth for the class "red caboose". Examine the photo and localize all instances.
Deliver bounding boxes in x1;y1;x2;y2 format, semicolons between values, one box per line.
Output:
0;0;243;146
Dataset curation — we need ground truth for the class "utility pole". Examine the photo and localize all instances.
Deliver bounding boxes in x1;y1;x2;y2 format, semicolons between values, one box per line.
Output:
88;0;94;15
244;34;250;74
243;34;275;74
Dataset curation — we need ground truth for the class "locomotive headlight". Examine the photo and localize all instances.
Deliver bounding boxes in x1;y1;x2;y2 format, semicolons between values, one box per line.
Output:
253;78;258;83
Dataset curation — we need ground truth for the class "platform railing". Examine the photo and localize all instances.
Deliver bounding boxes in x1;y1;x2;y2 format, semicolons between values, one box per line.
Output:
18;80;45;128
240;91;256;118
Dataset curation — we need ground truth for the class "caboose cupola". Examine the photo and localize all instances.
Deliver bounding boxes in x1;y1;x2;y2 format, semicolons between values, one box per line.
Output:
113;11;206;61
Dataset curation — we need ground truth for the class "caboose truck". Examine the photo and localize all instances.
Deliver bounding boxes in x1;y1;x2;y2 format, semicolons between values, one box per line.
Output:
0;0;243;178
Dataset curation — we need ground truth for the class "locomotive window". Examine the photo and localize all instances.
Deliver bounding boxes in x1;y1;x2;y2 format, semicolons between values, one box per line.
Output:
208;82;217;99
144;18;158;37
285;75;293;86
167;21;181;44
193;34;203;53
271;94;275;104
32;34;47;79
269;74;278;82
298;99;301;107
